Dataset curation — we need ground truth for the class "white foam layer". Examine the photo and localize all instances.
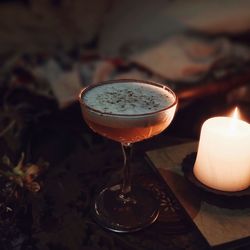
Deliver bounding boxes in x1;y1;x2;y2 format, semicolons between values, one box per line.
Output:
83;81;174;115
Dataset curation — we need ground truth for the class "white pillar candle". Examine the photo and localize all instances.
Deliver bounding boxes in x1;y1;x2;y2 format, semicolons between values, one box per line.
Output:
194;108;250;192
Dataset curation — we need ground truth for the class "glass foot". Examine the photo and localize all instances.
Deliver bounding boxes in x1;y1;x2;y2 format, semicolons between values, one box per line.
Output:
92;184;160;233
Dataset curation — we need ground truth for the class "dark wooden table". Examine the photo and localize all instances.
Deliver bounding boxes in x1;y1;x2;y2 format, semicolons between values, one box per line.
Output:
2;82;250;249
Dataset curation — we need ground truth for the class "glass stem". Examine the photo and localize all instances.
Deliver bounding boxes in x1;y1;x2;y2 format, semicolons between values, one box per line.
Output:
121;143;133;195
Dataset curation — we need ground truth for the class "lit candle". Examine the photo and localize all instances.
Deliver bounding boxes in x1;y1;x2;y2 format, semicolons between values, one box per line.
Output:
194;108;250;192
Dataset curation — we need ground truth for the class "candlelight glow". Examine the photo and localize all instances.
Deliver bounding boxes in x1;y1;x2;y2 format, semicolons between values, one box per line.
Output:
230;107;239;133
231;107;239;120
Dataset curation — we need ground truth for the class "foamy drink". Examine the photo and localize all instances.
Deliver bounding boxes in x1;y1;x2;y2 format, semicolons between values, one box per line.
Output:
80;80;176;143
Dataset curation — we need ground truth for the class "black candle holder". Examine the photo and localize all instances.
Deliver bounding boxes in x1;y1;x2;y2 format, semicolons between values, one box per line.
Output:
181;152;250;209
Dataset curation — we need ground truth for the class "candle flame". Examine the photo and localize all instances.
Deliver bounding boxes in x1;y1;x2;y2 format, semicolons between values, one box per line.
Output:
230;107;239;133
231;107;239;120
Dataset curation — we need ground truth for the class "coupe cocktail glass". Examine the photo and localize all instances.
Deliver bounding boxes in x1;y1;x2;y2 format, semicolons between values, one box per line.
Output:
79;79;177;232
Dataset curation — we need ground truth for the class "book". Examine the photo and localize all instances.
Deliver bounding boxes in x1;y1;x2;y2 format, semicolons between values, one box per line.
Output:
146;142;250;249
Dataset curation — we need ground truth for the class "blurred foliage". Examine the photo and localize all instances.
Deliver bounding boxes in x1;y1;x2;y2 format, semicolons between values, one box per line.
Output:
0;152;49;192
